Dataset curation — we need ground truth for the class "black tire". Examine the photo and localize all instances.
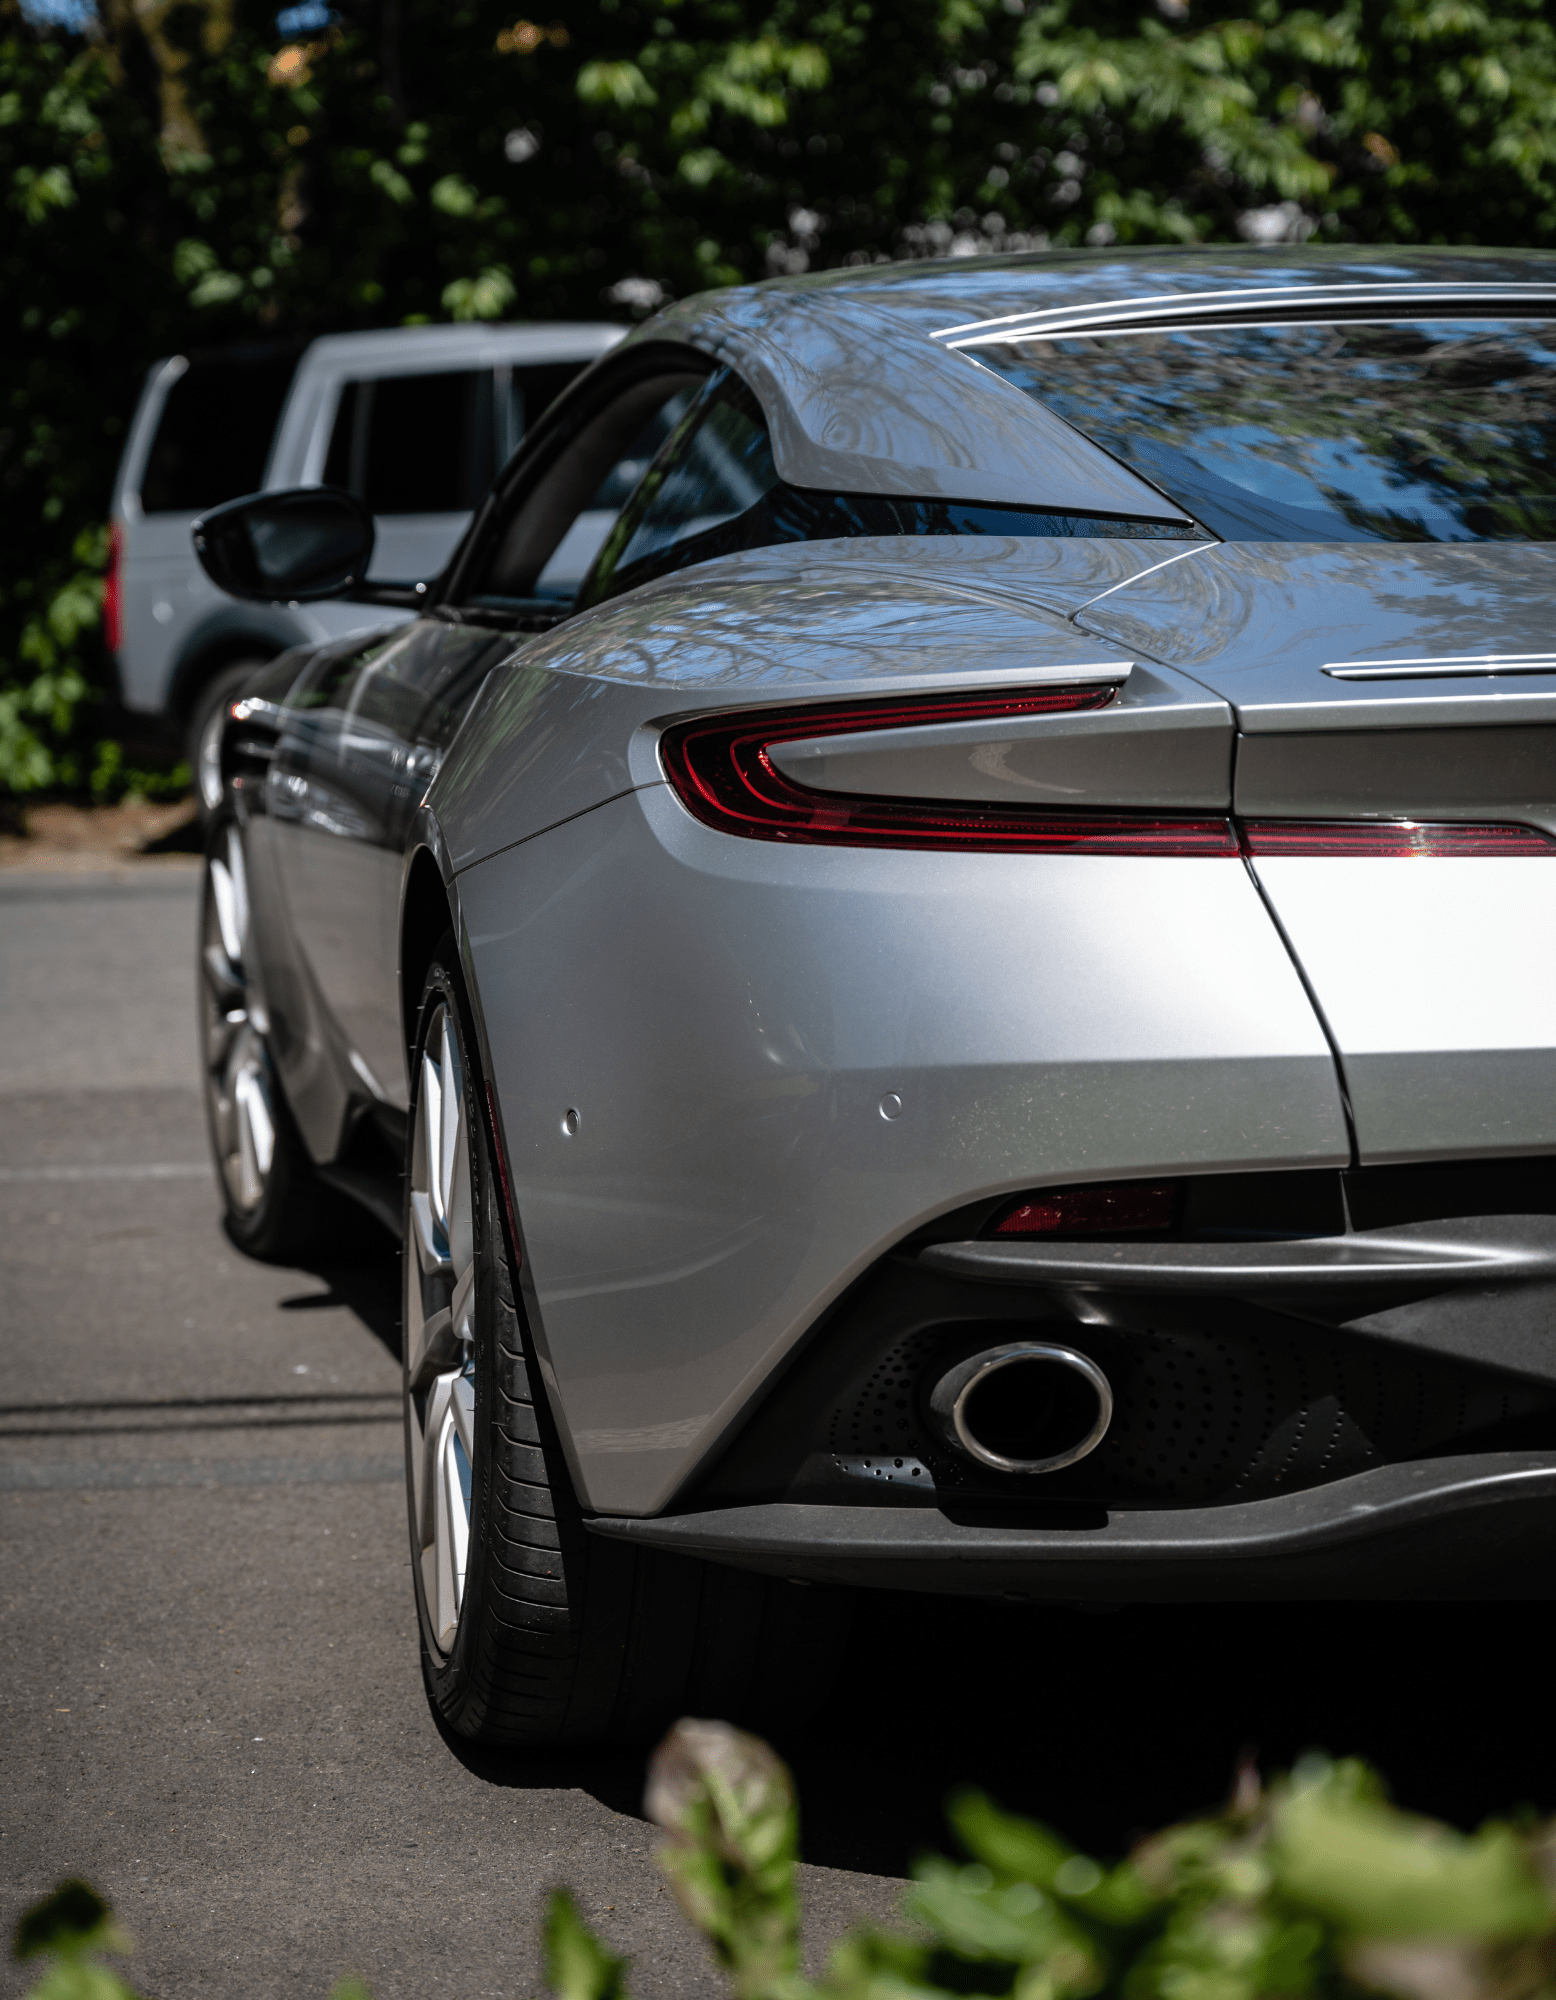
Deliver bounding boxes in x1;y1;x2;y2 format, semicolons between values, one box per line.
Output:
188;660;267;822
405;936;852;1747
199;814;345;1261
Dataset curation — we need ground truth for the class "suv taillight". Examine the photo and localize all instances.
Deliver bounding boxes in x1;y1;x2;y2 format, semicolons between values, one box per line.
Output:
659;690;1239;855
103;523;123;655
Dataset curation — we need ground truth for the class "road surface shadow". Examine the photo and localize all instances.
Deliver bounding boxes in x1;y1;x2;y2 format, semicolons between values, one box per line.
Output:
427;1591;1553;1883
284;1218;402;1363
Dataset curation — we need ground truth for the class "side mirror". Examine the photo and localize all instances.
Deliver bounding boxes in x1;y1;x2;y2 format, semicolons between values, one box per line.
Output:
192;487;376;603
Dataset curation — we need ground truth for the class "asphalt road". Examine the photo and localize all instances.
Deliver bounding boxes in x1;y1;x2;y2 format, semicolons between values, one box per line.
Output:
2;862;1552;1999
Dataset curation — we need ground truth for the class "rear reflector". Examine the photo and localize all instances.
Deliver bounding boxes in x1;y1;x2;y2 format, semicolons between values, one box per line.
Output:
1243;819;1556;858
992;1184;1176;1236
661;691;1240;855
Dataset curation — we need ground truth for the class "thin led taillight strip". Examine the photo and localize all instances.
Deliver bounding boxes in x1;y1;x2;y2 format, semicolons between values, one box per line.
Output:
1243;819;1556;857
659;689;1241;856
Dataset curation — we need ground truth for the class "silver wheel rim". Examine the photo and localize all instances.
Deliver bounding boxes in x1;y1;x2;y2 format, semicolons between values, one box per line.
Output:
201;828;275;1215
405;1000;477;1656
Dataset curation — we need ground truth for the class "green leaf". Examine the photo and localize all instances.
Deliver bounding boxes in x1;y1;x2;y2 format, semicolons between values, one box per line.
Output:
678;147;726;185
370;158;414;204
577;62;658;109
429;172;478;215
544;1891;628;2000
645;1719;801;2000
441;265;515;320
1271;1761;1554;1941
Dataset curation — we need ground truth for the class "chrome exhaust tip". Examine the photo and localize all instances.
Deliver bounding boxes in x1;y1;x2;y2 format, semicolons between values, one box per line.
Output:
926;1342;1113;1475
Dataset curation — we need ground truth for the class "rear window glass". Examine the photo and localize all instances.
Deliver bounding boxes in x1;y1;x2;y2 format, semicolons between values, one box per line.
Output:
138;348;299;514
970;316;1556;542
323;361;588;516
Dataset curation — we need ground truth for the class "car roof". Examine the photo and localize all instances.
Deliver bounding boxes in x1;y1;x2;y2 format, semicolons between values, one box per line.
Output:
293;321;625;375
635;246;1556;518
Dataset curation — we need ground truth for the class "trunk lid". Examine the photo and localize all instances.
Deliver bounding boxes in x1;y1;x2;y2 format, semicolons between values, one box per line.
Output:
1075;542;1556;1164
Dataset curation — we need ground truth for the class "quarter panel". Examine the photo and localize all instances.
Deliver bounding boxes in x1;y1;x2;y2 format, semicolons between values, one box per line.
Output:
1248;856;1556;1161
461;785;1347;1515
431;538;1208;872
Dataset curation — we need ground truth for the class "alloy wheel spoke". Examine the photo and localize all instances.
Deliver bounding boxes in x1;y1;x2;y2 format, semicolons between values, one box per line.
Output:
410;1189;452;1278
209;855;242;967
422;1049;445;1239
437;1015;462;1235
409;1307;461;1394
406;996;480;1659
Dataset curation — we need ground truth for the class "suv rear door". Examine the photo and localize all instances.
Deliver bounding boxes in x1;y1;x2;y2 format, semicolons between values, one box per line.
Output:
314;360;590;583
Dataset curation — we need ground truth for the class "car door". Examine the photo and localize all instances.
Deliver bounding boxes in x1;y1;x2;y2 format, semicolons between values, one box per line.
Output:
266;357;712;1124
268;619;507;1109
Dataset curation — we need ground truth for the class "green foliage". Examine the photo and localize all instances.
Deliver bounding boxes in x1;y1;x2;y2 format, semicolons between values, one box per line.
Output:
545;1725;1556;2000
12;1878;375;1998
645;1716;802;2000
13;1879;139;2000
546;1890;632;2000
6;0;1556;794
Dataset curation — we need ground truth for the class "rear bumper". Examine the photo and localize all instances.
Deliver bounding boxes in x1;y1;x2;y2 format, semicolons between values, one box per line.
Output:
585;1451;1556;1599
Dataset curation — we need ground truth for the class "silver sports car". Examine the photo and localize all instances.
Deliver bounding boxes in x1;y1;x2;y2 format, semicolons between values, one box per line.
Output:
196;247;1556;1744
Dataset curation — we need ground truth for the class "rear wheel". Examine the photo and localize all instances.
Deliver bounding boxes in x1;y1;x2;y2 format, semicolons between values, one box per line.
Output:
199;817;342;1260
405;938;851;1746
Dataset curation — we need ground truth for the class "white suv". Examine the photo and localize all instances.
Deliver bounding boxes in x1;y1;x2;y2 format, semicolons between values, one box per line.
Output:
107;320;623;808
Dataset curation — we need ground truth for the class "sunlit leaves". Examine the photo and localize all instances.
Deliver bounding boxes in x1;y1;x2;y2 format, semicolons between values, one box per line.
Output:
370;157;414;203
430;171;480;214
441;264;517;317
577;59;659;108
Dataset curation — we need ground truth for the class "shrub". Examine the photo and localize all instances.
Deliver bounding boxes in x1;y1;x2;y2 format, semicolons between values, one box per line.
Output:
17;1728;1556;2000
567;1721;1556;2000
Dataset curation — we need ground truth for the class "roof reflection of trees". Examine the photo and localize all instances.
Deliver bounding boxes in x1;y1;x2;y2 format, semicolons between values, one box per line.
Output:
989;321;1556;541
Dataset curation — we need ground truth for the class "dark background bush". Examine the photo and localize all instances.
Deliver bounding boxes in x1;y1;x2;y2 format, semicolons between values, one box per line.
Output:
5;0;1556;792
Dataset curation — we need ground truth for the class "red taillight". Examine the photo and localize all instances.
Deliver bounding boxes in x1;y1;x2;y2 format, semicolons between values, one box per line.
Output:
103;522;123;655
659;690;1240;856
1243;819;1555;858
992;1184;1176;1236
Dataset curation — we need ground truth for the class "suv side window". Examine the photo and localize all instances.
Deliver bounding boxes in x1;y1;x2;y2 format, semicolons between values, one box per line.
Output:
322;362;589;516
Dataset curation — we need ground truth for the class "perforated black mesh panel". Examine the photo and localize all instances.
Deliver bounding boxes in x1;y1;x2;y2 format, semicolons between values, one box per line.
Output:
824;1317;1554;1506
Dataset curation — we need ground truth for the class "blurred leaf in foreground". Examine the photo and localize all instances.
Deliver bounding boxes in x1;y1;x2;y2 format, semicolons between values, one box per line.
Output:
13;1880;138;2000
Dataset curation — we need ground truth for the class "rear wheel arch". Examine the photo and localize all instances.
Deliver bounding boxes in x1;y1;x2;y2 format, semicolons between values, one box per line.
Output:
401;847;455;1063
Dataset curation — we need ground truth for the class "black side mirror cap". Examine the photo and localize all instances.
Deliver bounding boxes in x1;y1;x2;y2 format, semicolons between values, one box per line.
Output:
192;486;377;603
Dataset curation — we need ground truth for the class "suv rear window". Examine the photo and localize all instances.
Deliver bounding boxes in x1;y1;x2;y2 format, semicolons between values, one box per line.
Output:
138;347;300;514
323;362;586;516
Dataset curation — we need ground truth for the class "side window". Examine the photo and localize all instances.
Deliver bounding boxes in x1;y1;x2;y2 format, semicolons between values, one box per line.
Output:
580;373;776;605
495;361;593;469
467;370;707;612
139;348;299;514
322;362;590;518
